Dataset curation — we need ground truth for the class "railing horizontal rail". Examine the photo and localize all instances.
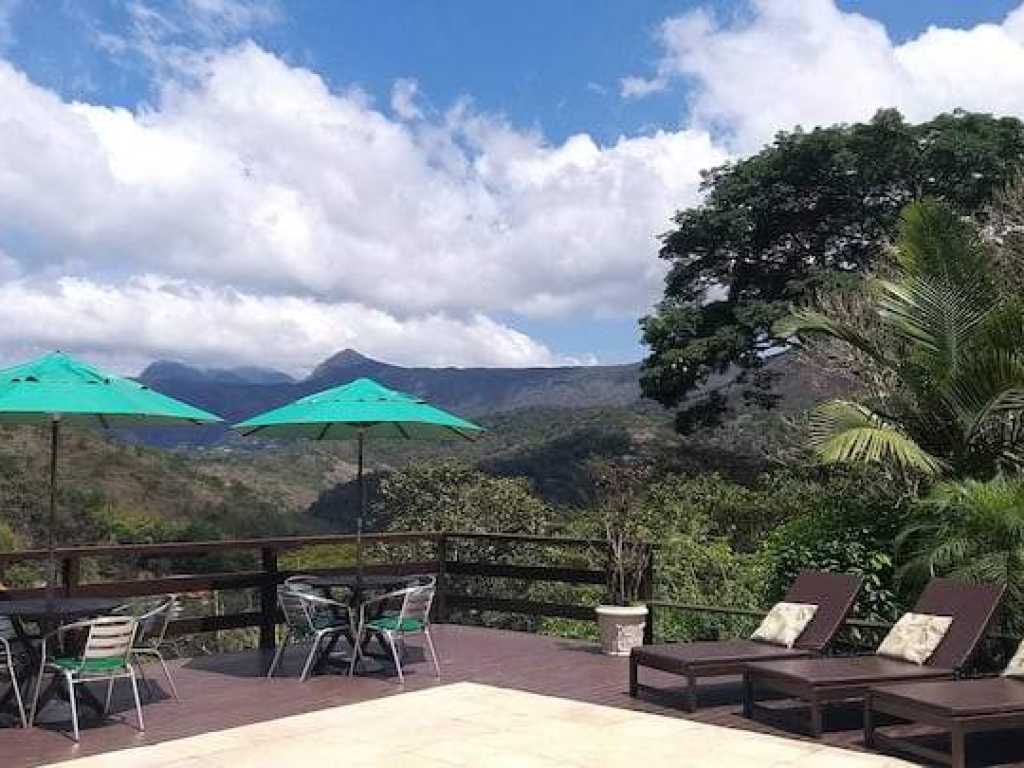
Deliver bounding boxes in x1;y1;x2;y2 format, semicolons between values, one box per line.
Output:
446;595;595;621
445;562;605;584
445;532;604;547
0;531;439;563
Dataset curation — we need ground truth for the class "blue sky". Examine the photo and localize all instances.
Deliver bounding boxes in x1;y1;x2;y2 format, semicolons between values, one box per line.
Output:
0;0;1022;373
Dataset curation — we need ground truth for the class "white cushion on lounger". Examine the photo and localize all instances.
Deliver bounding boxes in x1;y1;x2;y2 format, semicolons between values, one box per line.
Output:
750;602;818;648
877;612;953;665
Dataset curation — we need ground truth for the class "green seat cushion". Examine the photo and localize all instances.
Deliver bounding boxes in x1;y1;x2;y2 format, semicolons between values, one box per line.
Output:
367;617;424;632
53;657;127;673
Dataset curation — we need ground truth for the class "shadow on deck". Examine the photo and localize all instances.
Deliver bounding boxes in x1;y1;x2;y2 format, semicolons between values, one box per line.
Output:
2;626;1023;767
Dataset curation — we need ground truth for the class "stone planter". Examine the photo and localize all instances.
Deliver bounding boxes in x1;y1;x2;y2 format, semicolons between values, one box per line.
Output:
595;604;648;656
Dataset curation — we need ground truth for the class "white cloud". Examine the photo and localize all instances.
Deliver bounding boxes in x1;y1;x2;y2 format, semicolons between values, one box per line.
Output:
390;78;423;120
626;0;1024;151
620;74;669;99
0;44;725;371
0;275;571;375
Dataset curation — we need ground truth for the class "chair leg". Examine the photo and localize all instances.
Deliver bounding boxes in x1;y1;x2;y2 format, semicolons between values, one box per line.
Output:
154;651;179;700
128;669;145;733
267;632;290;678
300;636;323;682
348;627;364;677
67;675;80;743
385;632;404;684
6;661;27;729
29;666;47;726
104;675;116;715
135;656;154;699
423;628;441;678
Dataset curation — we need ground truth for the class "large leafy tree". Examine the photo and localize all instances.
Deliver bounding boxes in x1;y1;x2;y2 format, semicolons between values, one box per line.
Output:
782;199;1024;478
642;109;1024;433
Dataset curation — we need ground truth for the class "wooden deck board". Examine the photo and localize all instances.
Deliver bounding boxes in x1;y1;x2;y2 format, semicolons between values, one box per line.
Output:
1;625;1021;767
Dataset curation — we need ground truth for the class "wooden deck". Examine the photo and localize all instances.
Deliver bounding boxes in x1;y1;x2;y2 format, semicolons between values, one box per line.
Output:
3;626;1022;767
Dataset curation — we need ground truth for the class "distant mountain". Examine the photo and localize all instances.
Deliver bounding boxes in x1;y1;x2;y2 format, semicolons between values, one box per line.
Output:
135;349;642;445
140;361;295;386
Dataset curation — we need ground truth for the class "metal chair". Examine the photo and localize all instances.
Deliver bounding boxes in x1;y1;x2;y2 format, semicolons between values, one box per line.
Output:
0;616;27;728
128;595;181;701
349;584;440;684
30;615;143;742
266;586;352;682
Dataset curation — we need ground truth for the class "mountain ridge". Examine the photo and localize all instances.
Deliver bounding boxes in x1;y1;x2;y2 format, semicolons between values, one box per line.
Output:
136;349;643;444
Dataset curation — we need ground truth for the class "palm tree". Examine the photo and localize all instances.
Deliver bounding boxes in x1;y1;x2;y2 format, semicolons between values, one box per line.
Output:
898;476;1024;632
780;199;1024;478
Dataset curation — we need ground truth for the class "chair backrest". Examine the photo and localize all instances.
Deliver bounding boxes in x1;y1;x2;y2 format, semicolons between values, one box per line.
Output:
80;616;135;667
134;595;180;649
909;578;1006;669
285;575;319;588
398;585;435;628
278;585;317;634
785;570;864;652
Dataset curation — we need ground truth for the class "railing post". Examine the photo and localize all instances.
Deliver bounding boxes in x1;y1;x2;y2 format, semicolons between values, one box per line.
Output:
62;555;80;598
259;547;279;651
641;545;654;645
435;532;450;623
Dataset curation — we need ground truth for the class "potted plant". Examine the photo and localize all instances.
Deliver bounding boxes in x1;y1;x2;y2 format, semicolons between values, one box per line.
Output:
592;464;653;656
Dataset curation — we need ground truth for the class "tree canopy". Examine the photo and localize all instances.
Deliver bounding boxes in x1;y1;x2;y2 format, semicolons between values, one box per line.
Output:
641;109;1024;433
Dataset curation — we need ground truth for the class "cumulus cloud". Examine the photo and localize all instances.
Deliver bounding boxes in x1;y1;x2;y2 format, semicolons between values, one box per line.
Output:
0;44;725;371
0;276;570;374
625;0;1024;151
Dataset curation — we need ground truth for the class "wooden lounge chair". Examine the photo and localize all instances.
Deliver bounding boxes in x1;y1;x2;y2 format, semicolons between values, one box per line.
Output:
629;570;862;712
742;578;1006;737
865;669;1024;767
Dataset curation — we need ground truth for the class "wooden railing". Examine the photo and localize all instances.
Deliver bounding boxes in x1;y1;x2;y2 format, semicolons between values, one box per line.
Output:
0;532;656;648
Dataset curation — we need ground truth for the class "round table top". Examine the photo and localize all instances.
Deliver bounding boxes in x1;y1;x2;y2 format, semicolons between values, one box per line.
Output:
0;597;122;620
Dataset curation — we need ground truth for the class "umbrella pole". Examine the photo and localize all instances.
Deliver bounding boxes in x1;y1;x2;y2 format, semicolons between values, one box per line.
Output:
47;416;60;603
356;430;365;591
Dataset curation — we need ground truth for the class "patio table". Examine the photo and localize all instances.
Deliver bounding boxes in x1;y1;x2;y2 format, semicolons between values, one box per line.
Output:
0;597;122;719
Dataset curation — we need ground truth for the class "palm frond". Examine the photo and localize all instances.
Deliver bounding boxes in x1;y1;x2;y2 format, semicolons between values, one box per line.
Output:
775;308;892;369
807;400;945;475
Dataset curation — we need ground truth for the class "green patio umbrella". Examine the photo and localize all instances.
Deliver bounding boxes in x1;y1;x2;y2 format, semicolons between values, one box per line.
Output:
233;377;485;578
0;351;223;598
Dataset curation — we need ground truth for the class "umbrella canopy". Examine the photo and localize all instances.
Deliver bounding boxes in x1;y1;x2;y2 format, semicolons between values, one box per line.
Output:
234;377;485;583
233;377;483;440
0;351;223;597
0;352;223;426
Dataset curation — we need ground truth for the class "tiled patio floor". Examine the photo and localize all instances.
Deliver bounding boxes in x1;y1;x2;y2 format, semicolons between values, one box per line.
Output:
40;682;915;768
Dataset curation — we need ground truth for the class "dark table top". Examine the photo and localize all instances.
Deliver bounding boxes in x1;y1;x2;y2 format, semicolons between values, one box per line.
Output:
0;597;122;620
